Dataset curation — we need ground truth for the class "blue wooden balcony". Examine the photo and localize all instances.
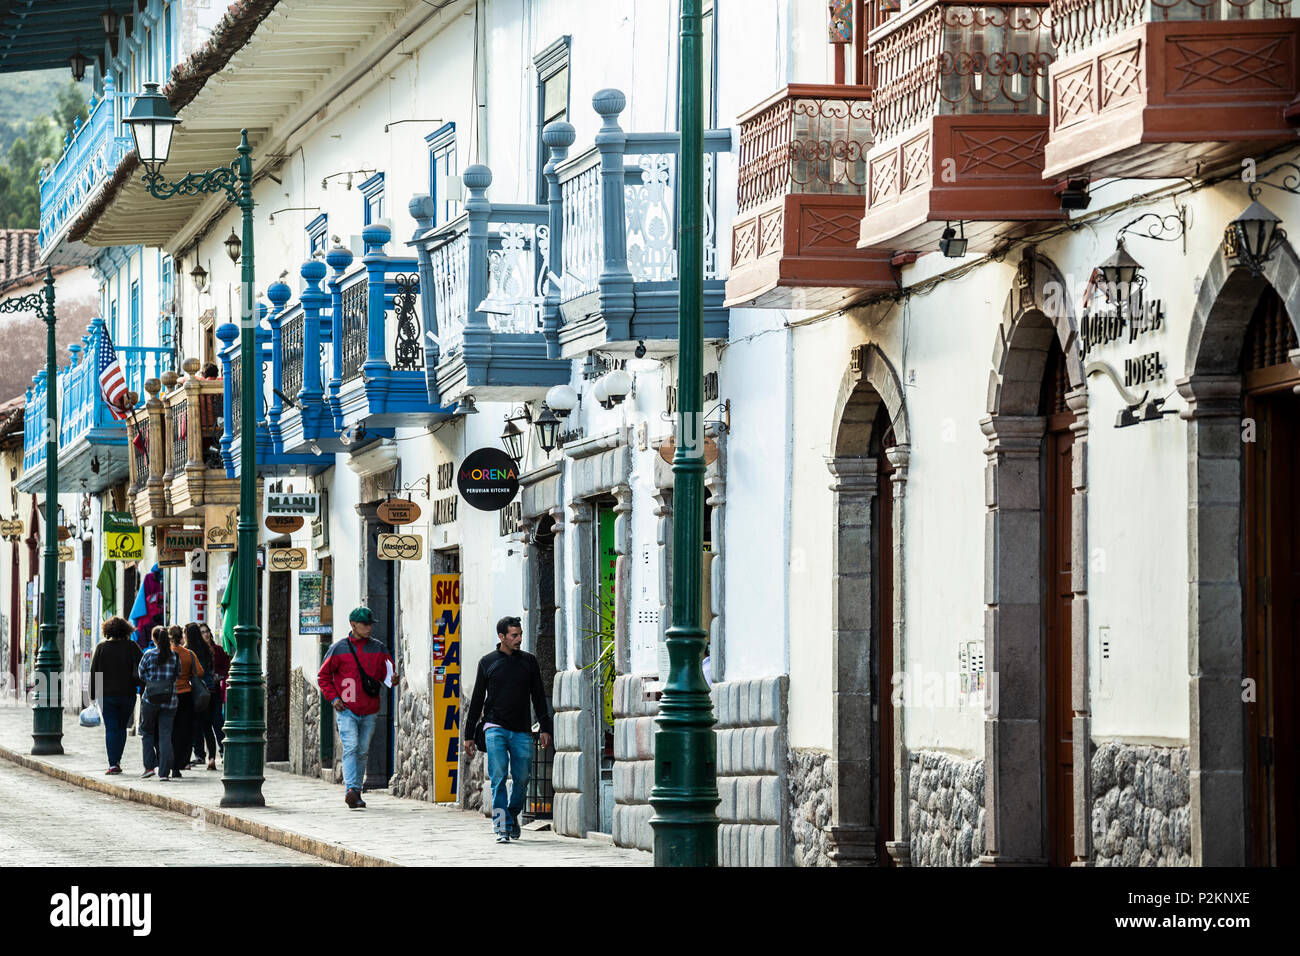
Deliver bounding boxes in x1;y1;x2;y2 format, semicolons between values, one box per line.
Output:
544;88;732;361
329;223;455;432
18;316;169;494
409;167;570;405
38;74;131;263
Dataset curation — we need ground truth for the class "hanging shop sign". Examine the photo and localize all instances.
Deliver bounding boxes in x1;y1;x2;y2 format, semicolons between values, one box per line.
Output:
266;493;319;517
456;448;519;512
431;573;462;802
57;545;75;562
103;511;143;561
657;436;719;466
1079;291;1167;389
56;525;73;541
377;533;424;561
158;548;187;568
298;570;333;634
265;514;304;535
377;498;421;526
163;528;205;552
192;579;208;625
204;505;237;551
268;547;308;571
0;519;24;540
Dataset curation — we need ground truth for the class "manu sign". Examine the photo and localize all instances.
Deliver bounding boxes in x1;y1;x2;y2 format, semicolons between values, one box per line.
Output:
266;493;319;517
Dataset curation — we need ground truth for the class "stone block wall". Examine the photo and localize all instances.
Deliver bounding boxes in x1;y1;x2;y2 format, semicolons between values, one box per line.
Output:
459;751;487;813
715;676;788;866
788;748;832;866
552;668;588;837
908;751;985;866
288;667;321;779
1091;742;1191;866
611;674;657;851
391;689;431;801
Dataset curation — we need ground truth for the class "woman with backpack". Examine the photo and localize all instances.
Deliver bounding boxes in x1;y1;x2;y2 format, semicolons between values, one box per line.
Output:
137;625;179;780
166;625;205;779
185;622;220;769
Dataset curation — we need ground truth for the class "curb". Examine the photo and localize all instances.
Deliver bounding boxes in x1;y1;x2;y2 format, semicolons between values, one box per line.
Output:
0;743;401;867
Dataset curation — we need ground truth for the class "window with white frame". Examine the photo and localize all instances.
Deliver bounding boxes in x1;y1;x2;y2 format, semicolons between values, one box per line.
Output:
360;173;385;226
307;214;328;258
427;124;458;227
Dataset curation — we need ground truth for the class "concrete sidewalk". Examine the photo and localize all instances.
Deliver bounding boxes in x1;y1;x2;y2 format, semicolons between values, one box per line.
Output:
0;703;649;867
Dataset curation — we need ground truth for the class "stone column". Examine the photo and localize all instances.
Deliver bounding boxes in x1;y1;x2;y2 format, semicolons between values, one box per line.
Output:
550;504;568;673
884;443;911;867
825;456;878;866
705;442;726;683
1066;386;1091;865
1175;373;1247;867
652;488;673;679
561;499;598;836
612;484;633;675
980;414;1048;866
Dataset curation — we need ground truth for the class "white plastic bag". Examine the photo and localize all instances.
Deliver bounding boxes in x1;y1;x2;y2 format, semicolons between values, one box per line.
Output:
79;703;101;728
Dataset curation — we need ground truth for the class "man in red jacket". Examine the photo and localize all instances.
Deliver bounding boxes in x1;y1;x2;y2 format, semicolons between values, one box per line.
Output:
317;606;399;809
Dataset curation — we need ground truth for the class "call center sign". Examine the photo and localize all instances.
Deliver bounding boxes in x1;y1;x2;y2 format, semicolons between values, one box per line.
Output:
455;447;520;512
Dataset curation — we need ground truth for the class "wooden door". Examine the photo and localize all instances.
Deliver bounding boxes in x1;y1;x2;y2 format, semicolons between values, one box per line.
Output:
1043;345;1076;867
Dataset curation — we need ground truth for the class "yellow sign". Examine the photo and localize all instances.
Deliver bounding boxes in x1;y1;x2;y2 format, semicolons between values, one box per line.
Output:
104;512;143;561
57;545;74;562
267;547;308;571
432;574;461;802
204;505;237;551
377;533;423;561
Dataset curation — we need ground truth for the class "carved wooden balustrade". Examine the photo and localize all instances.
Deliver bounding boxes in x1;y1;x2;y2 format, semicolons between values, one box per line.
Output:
726;85;897;310
859;1;1067;252
1044;0;1300;179
160;362;236;519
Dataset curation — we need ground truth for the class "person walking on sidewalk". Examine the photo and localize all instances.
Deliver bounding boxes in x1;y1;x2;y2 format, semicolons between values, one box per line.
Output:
317;606;399;809
137;626;179;780
198;622;230;761
184;623;219;769
88;616;143;775
463;616;553;843
167;625;205;779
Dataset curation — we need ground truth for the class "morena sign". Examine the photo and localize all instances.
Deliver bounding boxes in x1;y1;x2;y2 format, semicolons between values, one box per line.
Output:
456;447;520;512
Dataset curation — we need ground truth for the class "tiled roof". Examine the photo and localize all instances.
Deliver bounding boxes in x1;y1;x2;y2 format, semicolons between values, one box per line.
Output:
67;0;282;244
0;230;40;293
0;394;24;449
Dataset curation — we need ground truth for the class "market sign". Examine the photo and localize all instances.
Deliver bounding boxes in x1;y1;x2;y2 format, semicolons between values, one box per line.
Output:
377;533;423;561
456;448;519;512
265;514;304;535
267;547;308;571
266;493;319;517
57;545;74;562
163;528;205;552
104;511;143;561
204;505;237;551
377;498;421;526
431;573;461;802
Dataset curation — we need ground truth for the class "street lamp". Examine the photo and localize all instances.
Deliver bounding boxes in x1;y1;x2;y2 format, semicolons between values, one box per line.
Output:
1224;197;1284;276
0;269;62;755
1097;239;1143;318
648;0;719;866
224;228;242;264
533;405;561;454
125;82;265;807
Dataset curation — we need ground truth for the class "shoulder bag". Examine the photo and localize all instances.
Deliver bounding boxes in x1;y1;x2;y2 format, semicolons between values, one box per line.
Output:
188;649;211;711
345;639;383;698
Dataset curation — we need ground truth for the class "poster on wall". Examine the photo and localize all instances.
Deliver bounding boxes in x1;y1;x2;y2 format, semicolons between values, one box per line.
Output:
204;505;237;551
192;579;208;625
103;512;143;561
81;580;92;698
431;573;461;803
298;571;333;635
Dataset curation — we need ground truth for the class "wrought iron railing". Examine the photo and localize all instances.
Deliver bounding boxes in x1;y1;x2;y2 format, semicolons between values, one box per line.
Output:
736;85;874;214
38;74;131;252
230;354;242;441
390;272;424;371
129;421;149;495
1051;0;1292;56
281;308;304;401
871;2;1054;141
167;395;188;476
339;275;368;382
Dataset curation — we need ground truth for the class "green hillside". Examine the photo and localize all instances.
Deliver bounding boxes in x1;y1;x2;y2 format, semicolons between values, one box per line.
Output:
0;70;90;156
0;71;91;229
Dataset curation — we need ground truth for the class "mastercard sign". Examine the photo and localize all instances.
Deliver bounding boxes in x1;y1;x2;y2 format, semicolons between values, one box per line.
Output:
456;447;520;512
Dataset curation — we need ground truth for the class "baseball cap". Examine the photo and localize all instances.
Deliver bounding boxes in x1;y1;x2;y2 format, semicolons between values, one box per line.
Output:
349;606;374;624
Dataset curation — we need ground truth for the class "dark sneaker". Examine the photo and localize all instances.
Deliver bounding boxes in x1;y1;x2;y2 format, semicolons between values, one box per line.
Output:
171;771;182;779
495;832;510;844
356;795;367;809
106;766;122;775
141;768;155;779
158;776;170;783
510;819;521;840
345;788;361;809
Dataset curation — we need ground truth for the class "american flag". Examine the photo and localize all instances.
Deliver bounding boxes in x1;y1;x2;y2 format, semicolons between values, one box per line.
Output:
98;331;130;421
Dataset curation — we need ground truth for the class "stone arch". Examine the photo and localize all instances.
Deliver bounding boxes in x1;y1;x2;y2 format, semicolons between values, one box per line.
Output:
824;343;910;865
1176;240;1300;866
980;249;1091;866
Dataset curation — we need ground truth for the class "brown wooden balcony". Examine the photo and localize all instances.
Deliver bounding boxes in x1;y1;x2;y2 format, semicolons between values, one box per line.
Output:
127;378;169;527
725;84;897;310
1044;0;1300;180
859;1;1066;253
160;369;237;519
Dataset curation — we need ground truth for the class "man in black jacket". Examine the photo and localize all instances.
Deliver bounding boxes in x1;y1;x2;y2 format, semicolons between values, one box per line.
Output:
463;616;553;843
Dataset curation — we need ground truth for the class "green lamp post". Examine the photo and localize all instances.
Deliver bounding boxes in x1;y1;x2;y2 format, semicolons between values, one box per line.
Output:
125;83;265;807
2;269;62;755
648;0;720;865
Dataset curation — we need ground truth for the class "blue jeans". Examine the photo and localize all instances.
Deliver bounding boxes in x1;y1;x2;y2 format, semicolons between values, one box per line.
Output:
99;695;135;768
335;707;377;792
486;727;533;834
139;697;176;777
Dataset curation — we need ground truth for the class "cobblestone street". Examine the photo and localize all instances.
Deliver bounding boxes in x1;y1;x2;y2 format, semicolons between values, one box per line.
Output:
0;705;650;867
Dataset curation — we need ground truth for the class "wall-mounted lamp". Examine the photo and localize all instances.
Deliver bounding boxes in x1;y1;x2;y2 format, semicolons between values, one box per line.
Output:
383;119;445;134
601;369;633;406
534;405;561;454
321;169;377;191
190;261;209;293
78;494;92;535
1055;177;1091;211
457;395;478;415
340;424;366;446
224;229;242;264
939;221;967;258
501;411;527;463
1224;192;1285;277
545;383;578;418
266;205;321;226
69;45;90;82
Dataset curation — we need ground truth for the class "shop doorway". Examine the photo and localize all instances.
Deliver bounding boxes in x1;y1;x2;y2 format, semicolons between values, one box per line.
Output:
532;517;557;702
266;559;292;763
593;497;617;834
362;511;397;789
1042;342;1076;866
1242;289;1299;867
872;411;897;865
